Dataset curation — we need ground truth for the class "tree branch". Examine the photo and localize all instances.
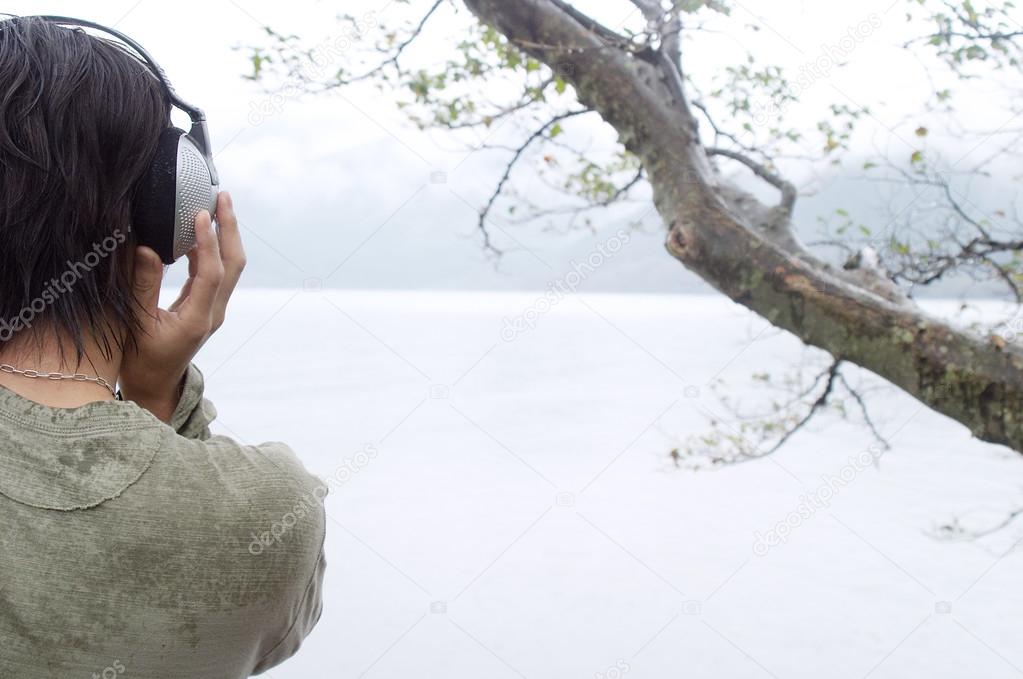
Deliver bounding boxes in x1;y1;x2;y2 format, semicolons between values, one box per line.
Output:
476;109;591;250
342;0;446;84
462;0;1023;454
759;360;841;457
706;146;796;216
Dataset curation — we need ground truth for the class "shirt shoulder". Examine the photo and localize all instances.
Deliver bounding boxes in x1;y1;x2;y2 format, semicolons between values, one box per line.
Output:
163;431;329;547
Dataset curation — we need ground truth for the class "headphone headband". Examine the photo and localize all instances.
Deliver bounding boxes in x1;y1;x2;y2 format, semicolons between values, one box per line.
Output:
13;14;219;183
29;16;202;120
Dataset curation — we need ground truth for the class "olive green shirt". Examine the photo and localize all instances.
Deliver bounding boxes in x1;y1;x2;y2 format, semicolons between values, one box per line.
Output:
0;364;327;678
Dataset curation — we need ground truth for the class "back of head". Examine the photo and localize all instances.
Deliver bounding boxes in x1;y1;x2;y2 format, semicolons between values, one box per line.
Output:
0;16;171;365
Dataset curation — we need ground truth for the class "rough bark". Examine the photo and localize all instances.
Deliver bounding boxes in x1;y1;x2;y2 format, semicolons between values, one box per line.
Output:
462;0;1023;453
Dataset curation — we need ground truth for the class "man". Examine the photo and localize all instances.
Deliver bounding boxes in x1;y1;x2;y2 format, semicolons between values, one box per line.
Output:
0;16;326;677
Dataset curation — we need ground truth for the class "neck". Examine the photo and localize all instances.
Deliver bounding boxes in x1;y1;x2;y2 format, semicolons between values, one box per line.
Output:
0;332;123;408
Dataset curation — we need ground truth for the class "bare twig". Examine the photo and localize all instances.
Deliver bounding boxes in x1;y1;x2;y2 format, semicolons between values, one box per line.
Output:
758;360;841;456
341;0;446;84
836;371;891;451
707;146;797;215
475;109;591;250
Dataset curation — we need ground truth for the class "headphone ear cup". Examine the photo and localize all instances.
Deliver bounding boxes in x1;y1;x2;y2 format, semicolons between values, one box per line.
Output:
132;127;185;264
174;134;219;261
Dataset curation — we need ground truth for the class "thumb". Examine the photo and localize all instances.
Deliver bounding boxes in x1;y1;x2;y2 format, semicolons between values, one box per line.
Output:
132;246;164;318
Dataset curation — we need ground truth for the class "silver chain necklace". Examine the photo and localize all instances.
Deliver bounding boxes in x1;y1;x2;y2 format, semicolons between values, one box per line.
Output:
0;363;117;397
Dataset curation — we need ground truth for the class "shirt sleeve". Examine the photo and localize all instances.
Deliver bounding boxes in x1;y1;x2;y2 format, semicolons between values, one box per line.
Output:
250;537;328;675
168;363;218;440
247;474;327;674
175;374;328;673
228;440;329;676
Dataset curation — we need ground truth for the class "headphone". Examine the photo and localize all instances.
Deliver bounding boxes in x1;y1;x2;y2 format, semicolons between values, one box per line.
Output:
15;16;220;264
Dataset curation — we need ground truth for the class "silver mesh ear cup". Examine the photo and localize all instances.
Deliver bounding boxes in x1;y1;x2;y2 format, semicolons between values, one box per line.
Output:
173;135;219;260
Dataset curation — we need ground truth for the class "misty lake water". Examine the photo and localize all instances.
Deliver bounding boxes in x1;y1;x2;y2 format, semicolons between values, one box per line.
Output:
194;288;1023;679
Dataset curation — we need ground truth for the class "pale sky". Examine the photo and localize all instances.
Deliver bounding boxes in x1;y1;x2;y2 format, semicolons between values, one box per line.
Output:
4;0;1018;295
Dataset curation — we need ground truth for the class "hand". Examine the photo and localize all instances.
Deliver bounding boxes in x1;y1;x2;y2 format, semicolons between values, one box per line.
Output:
120;192;246;423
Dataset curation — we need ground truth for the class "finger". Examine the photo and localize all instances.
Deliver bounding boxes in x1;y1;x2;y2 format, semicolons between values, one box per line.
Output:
177;210;224;332
168;276;194;313
188;239;198;279
131;246;164;321
169;240;204;313
170;222;207;312
215;191;244;273
178;227;201;283
211;192;246;328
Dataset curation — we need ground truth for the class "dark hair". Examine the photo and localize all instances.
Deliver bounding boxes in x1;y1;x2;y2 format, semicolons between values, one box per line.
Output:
0;16;171;367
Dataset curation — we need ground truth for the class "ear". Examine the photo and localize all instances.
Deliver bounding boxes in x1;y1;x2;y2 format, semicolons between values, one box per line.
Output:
131;246;164;320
